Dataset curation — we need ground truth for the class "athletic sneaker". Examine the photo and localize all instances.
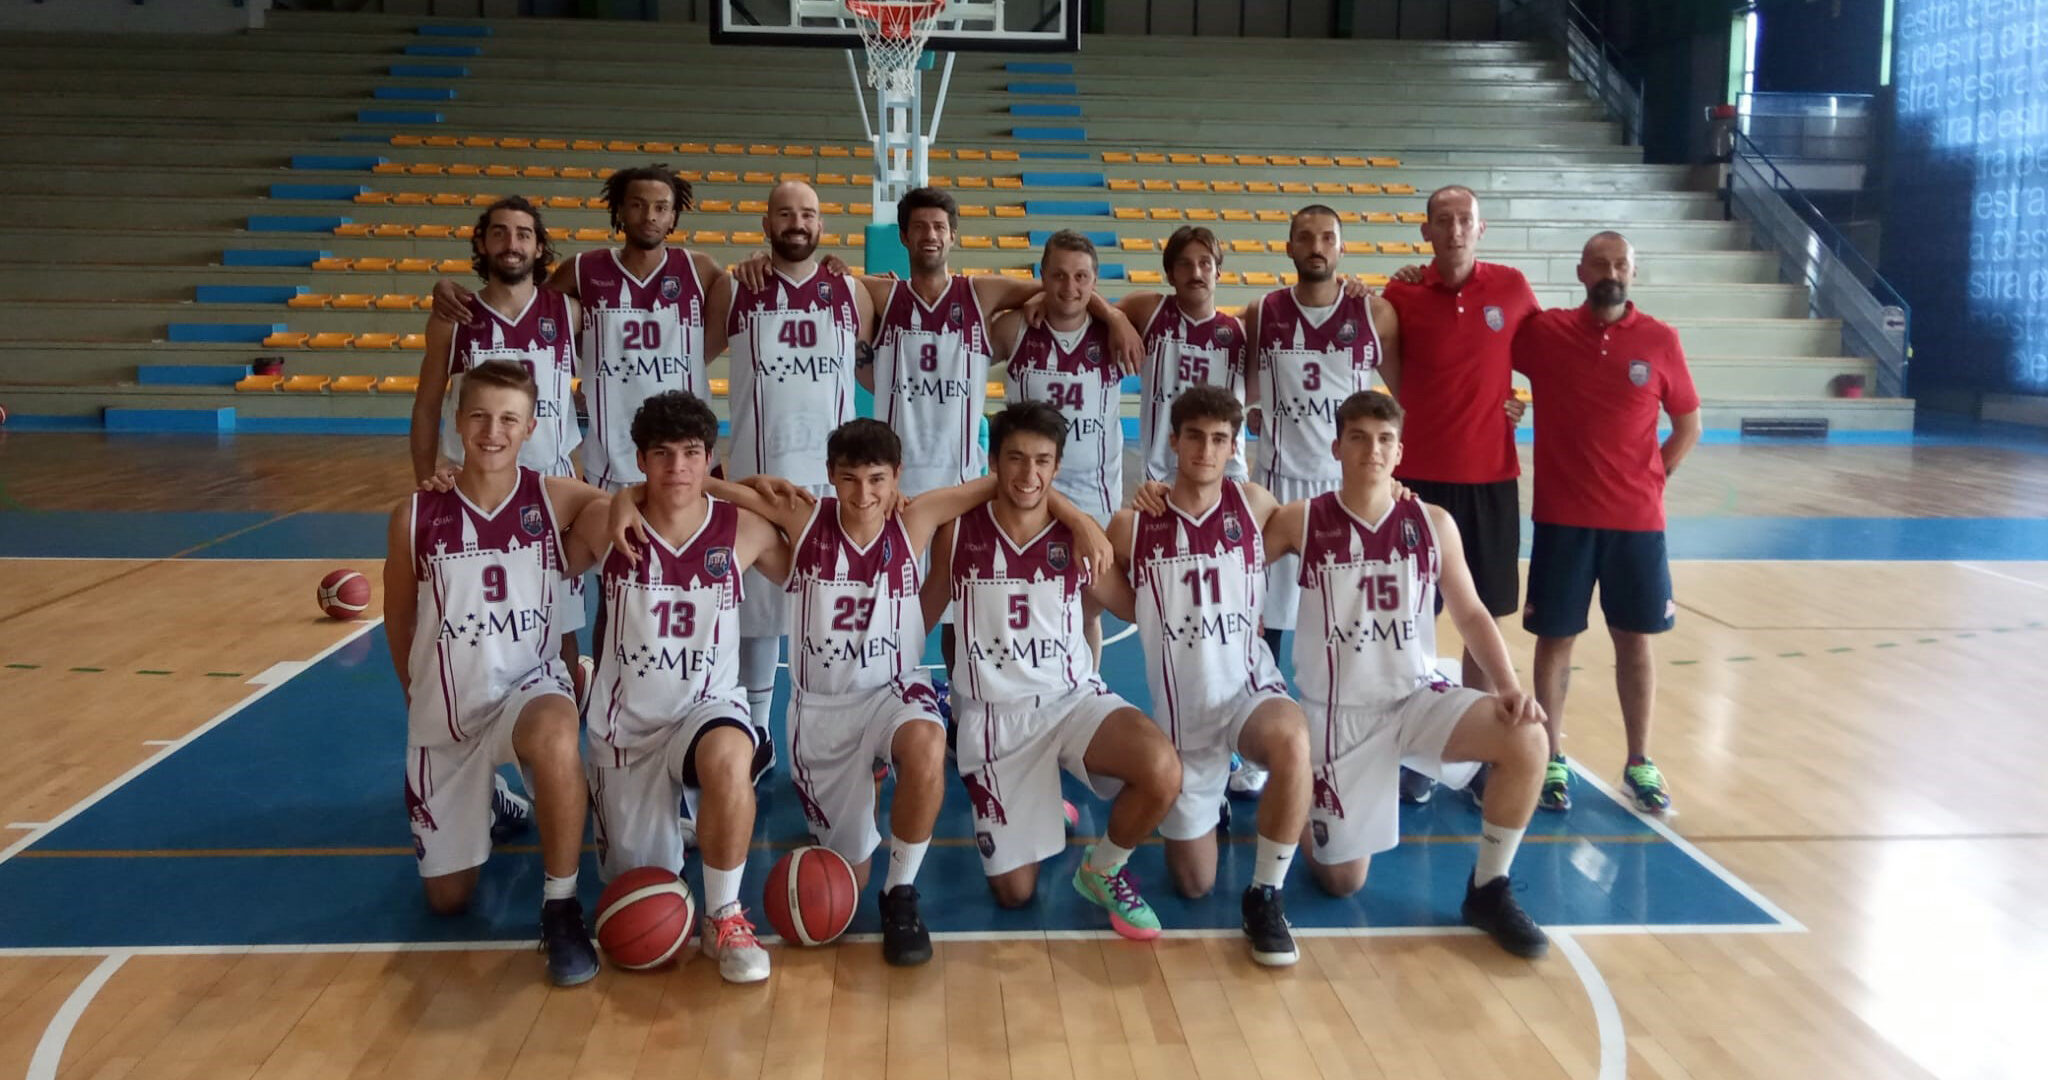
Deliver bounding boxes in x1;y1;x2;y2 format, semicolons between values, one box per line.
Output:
751;725;776;785
879;884;932;967
1227;756;1268;798
490;773;531;843
701;901;771;983
573;654;594;715
1622;758;1673;813
1461;875;1549;958
539;898;599;986
1063;799;1080;833
1538;755;1573;813
1240;885;1298;966
1398;766;1436;805
1464;763;1491;808
1073;849;1162;941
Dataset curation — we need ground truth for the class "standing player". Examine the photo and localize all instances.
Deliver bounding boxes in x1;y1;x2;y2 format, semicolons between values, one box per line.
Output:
581;390;791;984
1121;226;1251;485
1378;185;1538;806
922;401;1183;938
1264;390;1552;957
1512;232;1700;813
384;359;611;986
1108;386;1312;967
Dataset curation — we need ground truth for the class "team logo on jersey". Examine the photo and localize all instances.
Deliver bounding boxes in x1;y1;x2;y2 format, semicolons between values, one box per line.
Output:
1628;359;1651;387
659;276;682;302
880;534;894;564
1223;512;1244;542
704;546;733;579
1312;768;1346;819
1335;320;1358;345
519;504;545;537
538;317;558;344
977;831;996;857
1311;821;1329;847
963;769;1008;825
1399;518;1421;551
817;281;835;303
1214;325;1236;347
948;301;964;326
1484;305;1505;332
1085;340;1103;366
1047;542;1071;572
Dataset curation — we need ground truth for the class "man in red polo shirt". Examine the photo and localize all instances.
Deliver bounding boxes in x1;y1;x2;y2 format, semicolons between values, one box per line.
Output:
1380;186;1537;806
1511;231;1701;814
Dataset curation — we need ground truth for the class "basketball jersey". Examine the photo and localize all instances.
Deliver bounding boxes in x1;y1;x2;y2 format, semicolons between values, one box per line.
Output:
574;248;708;489
1292;493;1443;706
405;468;565;747
441;288;580;477
1007;318;1122;519
725;267;861;488
588;497;746;765
1253;289;1381;485
1139;302;1249;483
1129;481;1285;738
948;505;1097;708
873;276;994;496
784;499;925;699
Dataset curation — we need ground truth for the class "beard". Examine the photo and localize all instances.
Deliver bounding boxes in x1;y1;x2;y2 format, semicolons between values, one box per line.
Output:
1589;279;1627;307
624;225;666;251
487;254;535;285
1295;261;1334;284
771;230;818;263
909;247;948;274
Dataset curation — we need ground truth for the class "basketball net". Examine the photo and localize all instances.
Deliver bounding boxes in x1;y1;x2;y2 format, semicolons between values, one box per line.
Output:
846;0;945;98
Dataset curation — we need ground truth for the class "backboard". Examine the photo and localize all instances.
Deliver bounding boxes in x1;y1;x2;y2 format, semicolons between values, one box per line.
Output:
710;0;1081;52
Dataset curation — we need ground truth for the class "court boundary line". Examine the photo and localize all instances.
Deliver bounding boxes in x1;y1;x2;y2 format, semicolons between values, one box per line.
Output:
1555;932;1627;1080
1956;561;2048;592
26;951;129;1080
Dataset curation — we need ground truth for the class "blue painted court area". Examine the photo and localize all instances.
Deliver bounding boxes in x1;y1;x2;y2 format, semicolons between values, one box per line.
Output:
0;622;1779;951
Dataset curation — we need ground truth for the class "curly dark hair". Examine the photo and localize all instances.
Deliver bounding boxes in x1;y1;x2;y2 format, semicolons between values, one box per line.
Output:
601;162;695;234
631;390;720;456
1169;384;1243;435
827;418;903;471
469;196;558;283
896;186;958;239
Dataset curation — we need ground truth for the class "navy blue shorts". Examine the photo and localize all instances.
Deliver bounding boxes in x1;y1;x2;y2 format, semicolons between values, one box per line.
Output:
1523;524;1675;637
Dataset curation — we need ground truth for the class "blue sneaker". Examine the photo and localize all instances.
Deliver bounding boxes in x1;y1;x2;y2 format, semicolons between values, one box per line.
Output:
1622;758;1673;813
539;898;598;986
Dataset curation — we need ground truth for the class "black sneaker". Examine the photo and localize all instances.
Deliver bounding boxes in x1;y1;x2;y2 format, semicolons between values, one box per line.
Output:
1398;766;1436;805
539;897;600;986
489;773;531;844
1461;875;1549;959
751;725;776;785
1240;884;1298;967
879;884;932;966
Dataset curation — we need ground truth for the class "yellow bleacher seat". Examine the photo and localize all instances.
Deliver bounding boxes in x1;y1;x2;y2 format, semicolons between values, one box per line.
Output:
778;172;809;183
1360;273;1390;287
1128;270;1164;285
1304;156;1334;167
1230;240;1263;254
261;332;308;349
285;372;334;390
1135;153;1167;164
709;143;742;156
851;178;874;189
371;225;412;238
818;234;842;246
1386;184;1417;195
1220;209;1254;222
596;168;617;180
1279;182;1311;194
992;177;1023;189
1174;180;1208;193
236;374;283;392
376;375;420;393
957;176;989;188
483;165;517;178
1216;271;1241;285
530;139;566;151
738;200;769;213
1378;242;1416;254
310;257;352;272
960;205;990;217
455;226;474;238
1244;272;1278;286
499;138;532;150
1102;152;1134;164
1344;242;1374;255
447;164;481;177
395;258;434;273
678;171;704;183
732;231;766;245
1350;183;1383;195
1186;209;1218;221
693;230;728;244
354;258;395;272
354;333;401;349
1107;179;1139;192
332;375;376;393
851;202;874;215
353;192;392;205
1314;183;1346;195
374;295;417;311
929;176;954;187
1270;155;1302;166
817;173;850;186
423;136;459;148
1337;211;1362;224
996;236;1030;250
1265;240;1288;253
710;378;730;396
707;171;739;183
1141;179;1171;192
333;223;371;237
699;199;734;212
560;166;595;180
414;226;455;240
288;294;332;309
373;163;406;174
1416;242;1433;254
961;236;994;250
742;171;775;184
820;145;852;158
986;382;1005;401
1112;207;1144;220
1246;183;1279;194
1201;153;1233;166
1255;210;1288;223
847;233;865;247
544;196;581;210
818;202;846;215
389;135;423;147
1236;155;1268;166
331;294;374;309
1000;267;1033;279
522;166;556;179
956;149;987;161
1168;153;1200;165
1399;212;1426;224
961;266;992;276
1280;272;1299;285
401;333;427;350
461;136;494;148
429;194;467;207
1148;208;1182;220
1119;238;1154;251
1367;212;1398;224
585;195;610;208
1368;157;1401;168
928;149;954;160
783;145;815;157
994;206;1025;218
747;145;778;156
990;150;1019;162
1213;181;1244;194
1335;156;1368;167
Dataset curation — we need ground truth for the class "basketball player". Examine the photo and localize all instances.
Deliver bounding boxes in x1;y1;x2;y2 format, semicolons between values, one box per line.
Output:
384;359;612;986
409;195;590;706
1235;204;1402;797
922;401;1183;939
1106;386;1311;967
576;390;791;984
1378;185;1538;807
1512;232;1700;814
1264;389;1552;958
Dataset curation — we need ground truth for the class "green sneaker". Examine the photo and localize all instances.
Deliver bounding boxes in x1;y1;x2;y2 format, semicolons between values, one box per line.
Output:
1073;848;1162;941
1622;759;1673;813
1538;756;1572;812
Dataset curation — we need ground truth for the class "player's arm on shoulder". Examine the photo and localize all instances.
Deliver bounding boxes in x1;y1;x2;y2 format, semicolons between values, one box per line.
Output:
545;255;579;300
704;474;813;538
736;506;792;584
920;519;958;632
1241;481;1282;532
1045;490;1113;581
852;270;878;342
990;308;1026;366
972;274;1043;316
411;317;457;485
1370;293;1402;396
542;475;607;529
902;474;999;552
383;501;419;696
1088;292;1144;374
1263;497;1307;562
1116;291;1163;335
1085;510;1138;624
560;491;614;578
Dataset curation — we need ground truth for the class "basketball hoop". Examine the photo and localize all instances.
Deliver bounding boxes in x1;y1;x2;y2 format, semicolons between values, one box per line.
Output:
846;0;946;97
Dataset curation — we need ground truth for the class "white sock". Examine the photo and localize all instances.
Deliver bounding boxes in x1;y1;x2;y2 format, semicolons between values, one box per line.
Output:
884;836;929;891
1252;836;1296;889
704;862;744;914
1087;838;1135;875
1473;820;1525;886
542;872;577;902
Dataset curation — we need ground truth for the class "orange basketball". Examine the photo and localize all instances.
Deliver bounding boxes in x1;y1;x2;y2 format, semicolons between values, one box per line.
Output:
316;569;370;621
763;845;857;946
594;866;696;970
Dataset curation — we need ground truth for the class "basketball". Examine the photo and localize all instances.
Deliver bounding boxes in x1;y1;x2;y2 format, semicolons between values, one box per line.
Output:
594;866;695;970
315;569;370;621
762;845;857;946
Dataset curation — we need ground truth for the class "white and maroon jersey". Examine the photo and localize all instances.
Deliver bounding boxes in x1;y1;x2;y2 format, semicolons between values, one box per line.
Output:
1292;493;1444;706
588;497;747;764
574;248;708;489
725;267;860;488
873;276;994;496
1007;318;1123;519
1128;481;1285;737
1253;288;1381;486
785;499;926;699
948;505;1098;708
441;288;580;477
1139;302;1249;483
405;467;565;747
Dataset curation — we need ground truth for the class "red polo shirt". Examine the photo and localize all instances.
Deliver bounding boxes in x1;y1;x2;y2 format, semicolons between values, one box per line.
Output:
1512;303;1699;531
1384;261;1539;485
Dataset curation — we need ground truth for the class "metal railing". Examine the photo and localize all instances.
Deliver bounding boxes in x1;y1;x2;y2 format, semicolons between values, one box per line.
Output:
1728;128;1910;397
1499;0;1643;146
1737;91;1875;162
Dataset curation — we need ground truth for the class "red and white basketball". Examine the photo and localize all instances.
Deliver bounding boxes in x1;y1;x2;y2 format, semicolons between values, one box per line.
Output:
763;845;858;946
594;866;696;970
316;569;371;620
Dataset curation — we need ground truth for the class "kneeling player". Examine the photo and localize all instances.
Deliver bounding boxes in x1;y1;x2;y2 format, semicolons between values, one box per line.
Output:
1265;390;1552;957
1109;386;1312;966
923;402;1183;938
581;391;791;984
384;359;612;987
